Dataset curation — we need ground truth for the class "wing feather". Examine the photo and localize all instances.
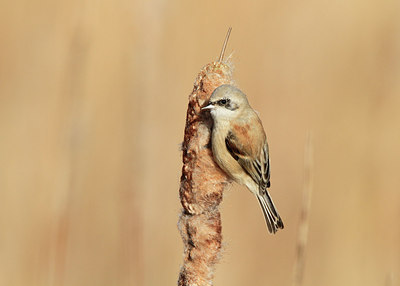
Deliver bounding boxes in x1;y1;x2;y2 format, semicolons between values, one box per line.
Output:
225;130;270;189
225;123;283;234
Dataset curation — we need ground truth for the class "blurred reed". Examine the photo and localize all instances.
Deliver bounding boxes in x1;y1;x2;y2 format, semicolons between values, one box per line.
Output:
293;132;313;286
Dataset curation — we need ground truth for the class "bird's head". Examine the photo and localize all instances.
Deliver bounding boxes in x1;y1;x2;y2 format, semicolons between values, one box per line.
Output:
202;84;249;121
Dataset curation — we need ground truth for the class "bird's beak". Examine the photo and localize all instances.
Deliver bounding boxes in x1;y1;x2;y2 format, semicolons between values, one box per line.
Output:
202;104;214;110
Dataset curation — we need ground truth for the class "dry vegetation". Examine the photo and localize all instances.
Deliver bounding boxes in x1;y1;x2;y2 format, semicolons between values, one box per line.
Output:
0;1;399;286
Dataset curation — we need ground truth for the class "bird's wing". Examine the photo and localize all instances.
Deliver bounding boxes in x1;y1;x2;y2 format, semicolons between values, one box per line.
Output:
225;128;270;189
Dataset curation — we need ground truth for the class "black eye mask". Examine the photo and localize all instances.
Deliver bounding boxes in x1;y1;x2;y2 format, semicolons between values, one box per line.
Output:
213;98;238;111
217;98;229;106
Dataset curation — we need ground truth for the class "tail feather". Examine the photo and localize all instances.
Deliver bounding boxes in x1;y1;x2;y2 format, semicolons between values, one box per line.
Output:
257;190;284;234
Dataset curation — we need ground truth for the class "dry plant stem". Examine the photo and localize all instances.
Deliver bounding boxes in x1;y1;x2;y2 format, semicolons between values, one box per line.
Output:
293;132;314;286
218;27;232;62
178;61;233;286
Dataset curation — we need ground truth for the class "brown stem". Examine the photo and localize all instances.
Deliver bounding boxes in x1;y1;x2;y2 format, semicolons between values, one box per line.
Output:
178;60;234;286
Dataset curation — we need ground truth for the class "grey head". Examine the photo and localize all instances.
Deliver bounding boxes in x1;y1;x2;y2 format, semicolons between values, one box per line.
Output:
202;84;250;121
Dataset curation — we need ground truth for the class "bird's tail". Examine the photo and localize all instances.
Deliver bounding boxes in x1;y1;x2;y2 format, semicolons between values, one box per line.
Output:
257;189;284;234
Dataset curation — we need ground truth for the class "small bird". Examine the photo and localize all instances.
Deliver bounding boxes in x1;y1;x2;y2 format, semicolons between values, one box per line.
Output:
203;84;284;234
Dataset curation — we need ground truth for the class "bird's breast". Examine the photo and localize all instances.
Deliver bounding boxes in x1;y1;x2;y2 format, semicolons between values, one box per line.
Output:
211;122;246;184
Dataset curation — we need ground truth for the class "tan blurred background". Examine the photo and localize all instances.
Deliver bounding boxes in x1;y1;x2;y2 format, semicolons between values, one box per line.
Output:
1;0;400;285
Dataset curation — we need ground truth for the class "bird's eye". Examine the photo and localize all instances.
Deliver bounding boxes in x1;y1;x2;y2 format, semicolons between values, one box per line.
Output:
218;98;229;105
